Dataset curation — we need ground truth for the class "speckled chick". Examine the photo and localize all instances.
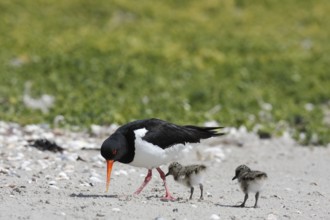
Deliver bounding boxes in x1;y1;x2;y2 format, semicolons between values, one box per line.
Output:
232;164;268;208
166;162;207;200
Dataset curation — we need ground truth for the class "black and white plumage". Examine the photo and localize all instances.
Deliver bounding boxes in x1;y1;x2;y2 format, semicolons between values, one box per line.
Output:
100;118;224;199
166;162;207;200
232;165;268;208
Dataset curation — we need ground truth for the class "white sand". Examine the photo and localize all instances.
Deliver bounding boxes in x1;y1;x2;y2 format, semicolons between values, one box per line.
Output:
0;122;329;219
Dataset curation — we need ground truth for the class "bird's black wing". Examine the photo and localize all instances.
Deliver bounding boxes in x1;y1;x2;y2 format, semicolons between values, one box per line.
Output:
142;118;225;149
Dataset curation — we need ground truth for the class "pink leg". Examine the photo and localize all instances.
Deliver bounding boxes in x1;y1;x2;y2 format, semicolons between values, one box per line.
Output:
134;169;152;195
156;167;175;200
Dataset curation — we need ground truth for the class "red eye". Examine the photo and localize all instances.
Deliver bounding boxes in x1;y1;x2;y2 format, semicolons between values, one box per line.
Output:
112;149;117;155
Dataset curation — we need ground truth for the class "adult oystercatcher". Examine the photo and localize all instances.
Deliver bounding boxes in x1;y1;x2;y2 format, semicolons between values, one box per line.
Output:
100;118;224;200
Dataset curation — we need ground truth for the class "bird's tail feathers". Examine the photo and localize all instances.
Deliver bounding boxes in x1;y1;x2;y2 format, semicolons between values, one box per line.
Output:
184;125;226;137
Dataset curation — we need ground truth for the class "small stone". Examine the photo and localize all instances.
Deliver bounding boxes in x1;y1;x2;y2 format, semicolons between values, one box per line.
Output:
80;182;90;187
112;208;121;212
114;170;128;176
45;175;52;180
49;185;59;190
210;214;220;220
267;213;278;220
0;168;9;174
271;194;283;199
48;181;57;185
13;188;22;193
56;172;69;180
89;176;102;183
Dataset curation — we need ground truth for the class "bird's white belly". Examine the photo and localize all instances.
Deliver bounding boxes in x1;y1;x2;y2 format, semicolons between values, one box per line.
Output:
246;179;266;193
189;172;204;186
176;172;204;187
129;128;192;169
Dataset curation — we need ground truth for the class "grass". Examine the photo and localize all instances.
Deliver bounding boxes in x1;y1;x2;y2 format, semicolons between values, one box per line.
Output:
0;0;329;144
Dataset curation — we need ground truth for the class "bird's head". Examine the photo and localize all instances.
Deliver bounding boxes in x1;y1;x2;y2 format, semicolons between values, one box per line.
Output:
232;164;251;180
165;162;183;177
100;133;128;192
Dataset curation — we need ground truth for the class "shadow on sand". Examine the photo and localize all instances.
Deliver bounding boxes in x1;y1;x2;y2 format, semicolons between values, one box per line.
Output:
215;203;253;208
70;193;118;199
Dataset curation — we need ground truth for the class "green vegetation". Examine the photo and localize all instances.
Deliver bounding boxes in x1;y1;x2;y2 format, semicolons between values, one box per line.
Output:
1;0;329;144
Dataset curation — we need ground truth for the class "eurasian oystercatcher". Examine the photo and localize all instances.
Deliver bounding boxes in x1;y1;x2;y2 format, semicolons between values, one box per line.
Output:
165;162;207;200
100;118;224;200
232;165;268;208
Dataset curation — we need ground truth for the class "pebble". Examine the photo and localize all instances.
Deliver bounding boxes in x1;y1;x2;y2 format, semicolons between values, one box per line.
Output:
79;182;91;187
8;153;24;161
89;176;102;183
37;160;51;169
45;175;52;180
210;214;220;220
63;165;75;173
112;208;121;212
285;188;294;192
49;185;59;190
61;153;79;162
13;188;22;194
56;172;69;180
267;214;278;220
0;167;9;174
49;181;57;185
20;160;32;171
114;170;128;176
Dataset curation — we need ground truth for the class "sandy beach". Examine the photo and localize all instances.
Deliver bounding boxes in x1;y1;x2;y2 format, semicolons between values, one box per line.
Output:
0;122;329;219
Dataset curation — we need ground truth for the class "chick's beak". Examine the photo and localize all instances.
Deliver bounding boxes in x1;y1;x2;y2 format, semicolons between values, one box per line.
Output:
232;176;237;181
165;172;170;177
105;160;114;192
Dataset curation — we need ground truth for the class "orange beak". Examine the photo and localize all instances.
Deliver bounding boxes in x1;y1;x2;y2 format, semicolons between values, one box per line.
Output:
105;160;114;192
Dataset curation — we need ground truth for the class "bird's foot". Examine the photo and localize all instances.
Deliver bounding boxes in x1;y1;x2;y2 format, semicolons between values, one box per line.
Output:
160;194;176;201
254;205;259;208
133;191;141;196
239;203;245;208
